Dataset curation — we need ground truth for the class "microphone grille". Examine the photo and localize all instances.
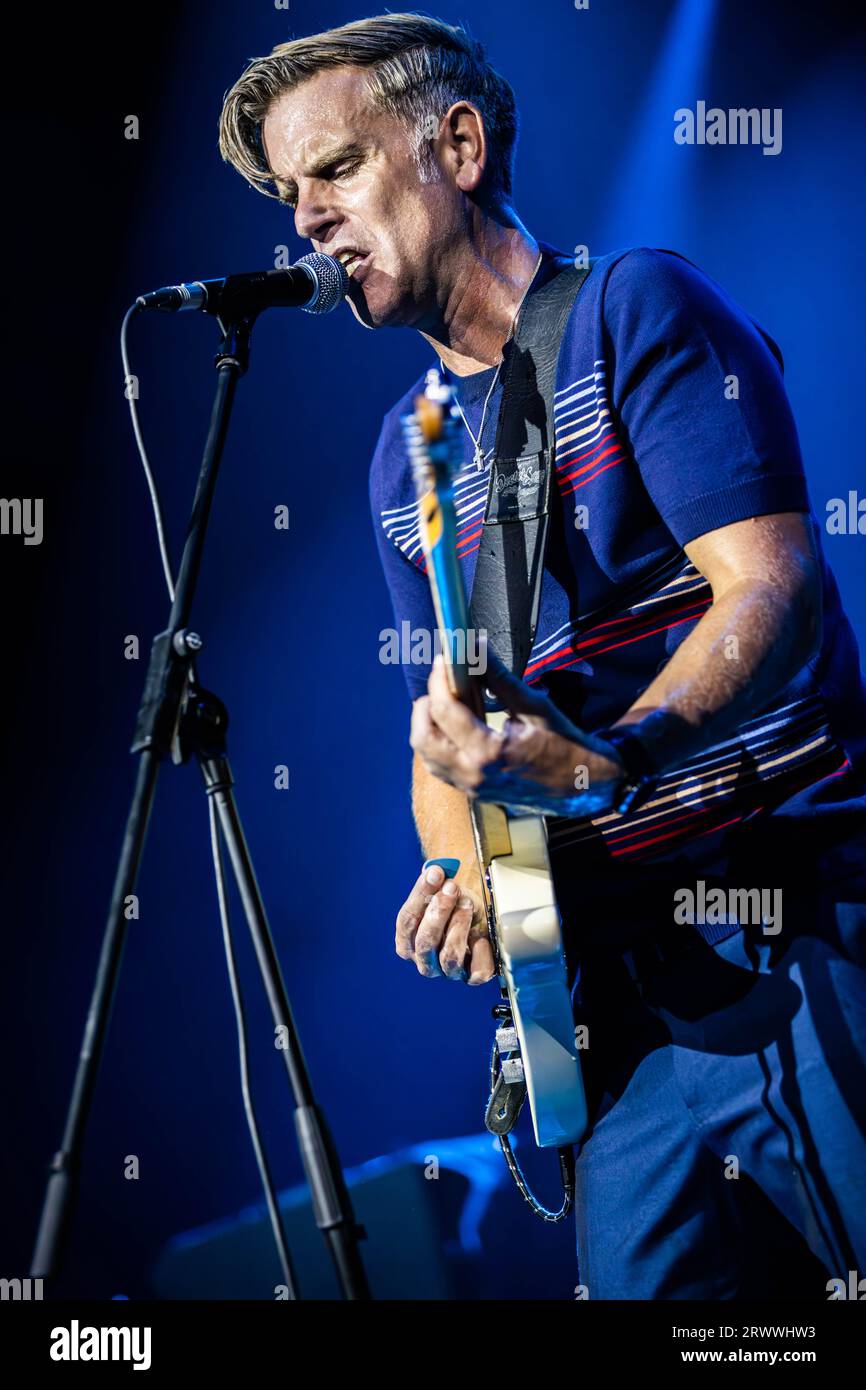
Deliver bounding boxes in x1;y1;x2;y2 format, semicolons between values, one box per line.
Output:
296;252;348;314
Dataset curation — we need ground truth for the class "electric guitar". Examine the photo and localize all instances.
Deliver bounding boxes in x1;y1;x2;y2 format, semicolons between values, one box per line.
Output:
402;369;587;1149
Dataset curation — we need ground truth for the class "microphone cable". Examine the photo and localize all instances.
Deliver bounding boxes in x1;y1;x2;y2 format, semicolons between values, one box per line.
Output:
119;299;299;1298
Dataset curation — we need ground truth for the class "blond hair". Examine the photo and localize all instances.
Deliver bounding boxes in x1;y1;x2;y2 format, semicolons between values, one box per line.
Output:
219;12;518;203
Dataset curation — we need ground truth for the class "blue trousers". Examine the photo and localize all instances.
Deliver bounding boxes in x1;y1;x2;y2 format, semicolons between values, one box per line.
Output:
569;828;866;1300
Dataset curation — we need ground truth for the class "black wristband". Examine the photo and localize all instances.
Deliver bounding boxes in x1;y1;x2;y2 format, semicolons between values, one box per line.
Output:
596;725;656;813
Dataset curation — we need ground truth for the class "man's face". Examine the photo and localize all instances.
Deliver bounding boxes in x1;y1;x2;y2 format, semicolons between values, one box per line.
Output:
262;66;461;330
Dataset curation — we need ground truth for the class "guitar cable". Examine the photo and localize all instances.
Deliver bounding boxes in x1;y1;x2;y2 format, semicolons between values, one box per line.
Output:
488;1041;576;1223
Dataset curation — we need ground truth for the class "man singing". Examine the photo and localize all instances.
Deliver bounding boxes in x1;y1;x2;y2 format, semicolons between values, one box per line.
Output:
220;13;866;1299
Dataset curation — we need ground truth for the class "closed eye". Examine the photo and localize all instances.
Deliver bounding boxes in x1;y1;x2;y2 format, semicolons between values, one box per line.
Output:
331;158;362;182
277;151;365;211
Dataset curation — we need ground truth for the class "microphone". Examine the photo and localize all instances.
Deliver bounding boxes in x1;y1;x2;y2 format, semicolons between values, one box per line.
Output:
136;252;348;317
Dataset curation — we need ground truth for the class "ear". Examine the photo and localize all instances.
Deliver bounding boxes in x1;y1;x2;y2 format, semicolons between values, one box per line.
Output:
435;101;488;195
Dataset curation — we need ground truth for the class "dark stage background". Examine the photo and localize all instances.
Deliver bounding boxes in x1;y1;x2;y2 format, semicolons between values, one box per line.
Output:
2;0;864;1299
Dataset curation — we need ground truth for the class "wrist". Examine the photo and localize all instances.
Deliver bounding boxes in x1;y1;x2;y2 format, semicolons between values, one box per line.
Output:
542;736;625;816
594;724;657;813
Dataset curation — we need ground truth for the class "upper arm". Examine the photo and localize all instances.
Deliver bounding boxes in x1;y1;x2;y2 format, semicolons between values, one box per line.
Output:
604;248;811;547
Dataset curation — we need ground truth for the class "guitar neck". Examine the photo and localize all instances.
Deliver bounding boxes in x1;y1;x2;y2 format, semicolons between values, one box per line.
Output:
419;490;513;864
405;378;512;867
418;497;482;708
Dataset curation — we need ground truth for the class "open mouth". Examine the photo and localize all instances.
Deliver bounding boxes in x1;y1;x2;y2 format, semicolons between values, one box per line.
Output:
333;248;371;281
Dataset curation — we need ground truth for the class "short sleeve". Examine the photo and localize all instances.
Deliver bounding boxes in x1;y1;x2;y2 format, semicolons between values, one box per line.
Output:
603;248;810;547
369;406;437;702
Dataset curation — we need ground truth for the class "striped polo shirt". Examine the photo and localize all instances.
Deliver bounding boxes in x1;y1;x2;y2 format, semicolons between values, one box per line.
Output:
369;243;866;886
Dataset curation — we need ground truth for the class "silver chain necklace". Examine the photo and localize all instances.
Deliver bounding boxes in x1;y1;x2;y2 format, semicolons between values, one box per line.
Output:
441;249;543;471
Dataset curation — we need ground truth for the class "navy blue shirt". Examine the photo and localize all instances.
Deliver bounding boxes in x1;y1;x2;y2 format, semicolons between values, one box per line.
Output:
369;244;866;888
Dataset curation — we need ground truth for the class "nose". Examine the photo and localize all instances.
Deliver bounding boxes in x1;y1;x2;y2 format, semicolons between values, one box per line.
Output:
294;179;342;245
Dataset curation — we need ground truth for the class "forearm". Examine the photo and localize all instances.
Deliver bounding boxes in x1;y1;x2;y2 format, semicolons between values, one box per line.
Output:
406;516;823;816
616;574;821;772
411;749;483;892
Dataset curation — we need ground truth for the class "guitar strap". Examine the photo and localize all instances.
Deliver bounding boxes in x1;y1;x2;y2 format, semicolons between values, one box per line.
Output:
469;255;595;697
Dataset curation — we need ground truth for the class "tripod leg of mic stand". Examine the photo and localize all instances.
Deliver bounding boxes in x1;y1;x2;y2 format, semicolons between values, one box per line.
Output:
199;753;371;1301
207;796;300;1300
31;750;162;1280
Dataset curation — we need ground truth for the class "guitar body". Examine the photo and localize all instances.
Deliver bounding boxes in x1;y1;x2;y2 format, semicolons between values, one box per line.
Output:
405;372;587;1149
479;800;586;1148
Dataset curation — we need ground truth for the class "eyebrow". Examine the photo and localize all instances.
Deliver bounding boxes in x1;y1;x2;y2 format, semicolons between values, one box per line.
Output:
275;141;367;205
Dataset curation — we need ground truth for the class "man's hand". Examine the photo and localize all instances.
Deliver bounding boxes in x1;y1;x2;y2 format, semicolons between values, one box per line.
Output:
410;643;625;816
395;861;495;982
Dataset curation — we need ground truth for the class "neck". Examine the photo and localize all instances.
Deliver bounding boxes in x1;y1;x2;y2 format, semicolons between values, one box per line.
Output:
418;211;540;377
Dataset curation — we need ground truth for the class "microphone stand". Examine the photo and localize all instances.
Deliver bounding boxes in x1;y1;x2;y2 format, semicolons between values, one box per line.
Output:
31;309;371;1300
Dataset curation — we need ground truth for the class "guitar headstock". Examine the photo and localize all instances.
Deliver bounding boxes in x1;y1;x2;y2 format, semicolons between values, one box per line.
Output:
400;366;478;706
401;368;464;501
